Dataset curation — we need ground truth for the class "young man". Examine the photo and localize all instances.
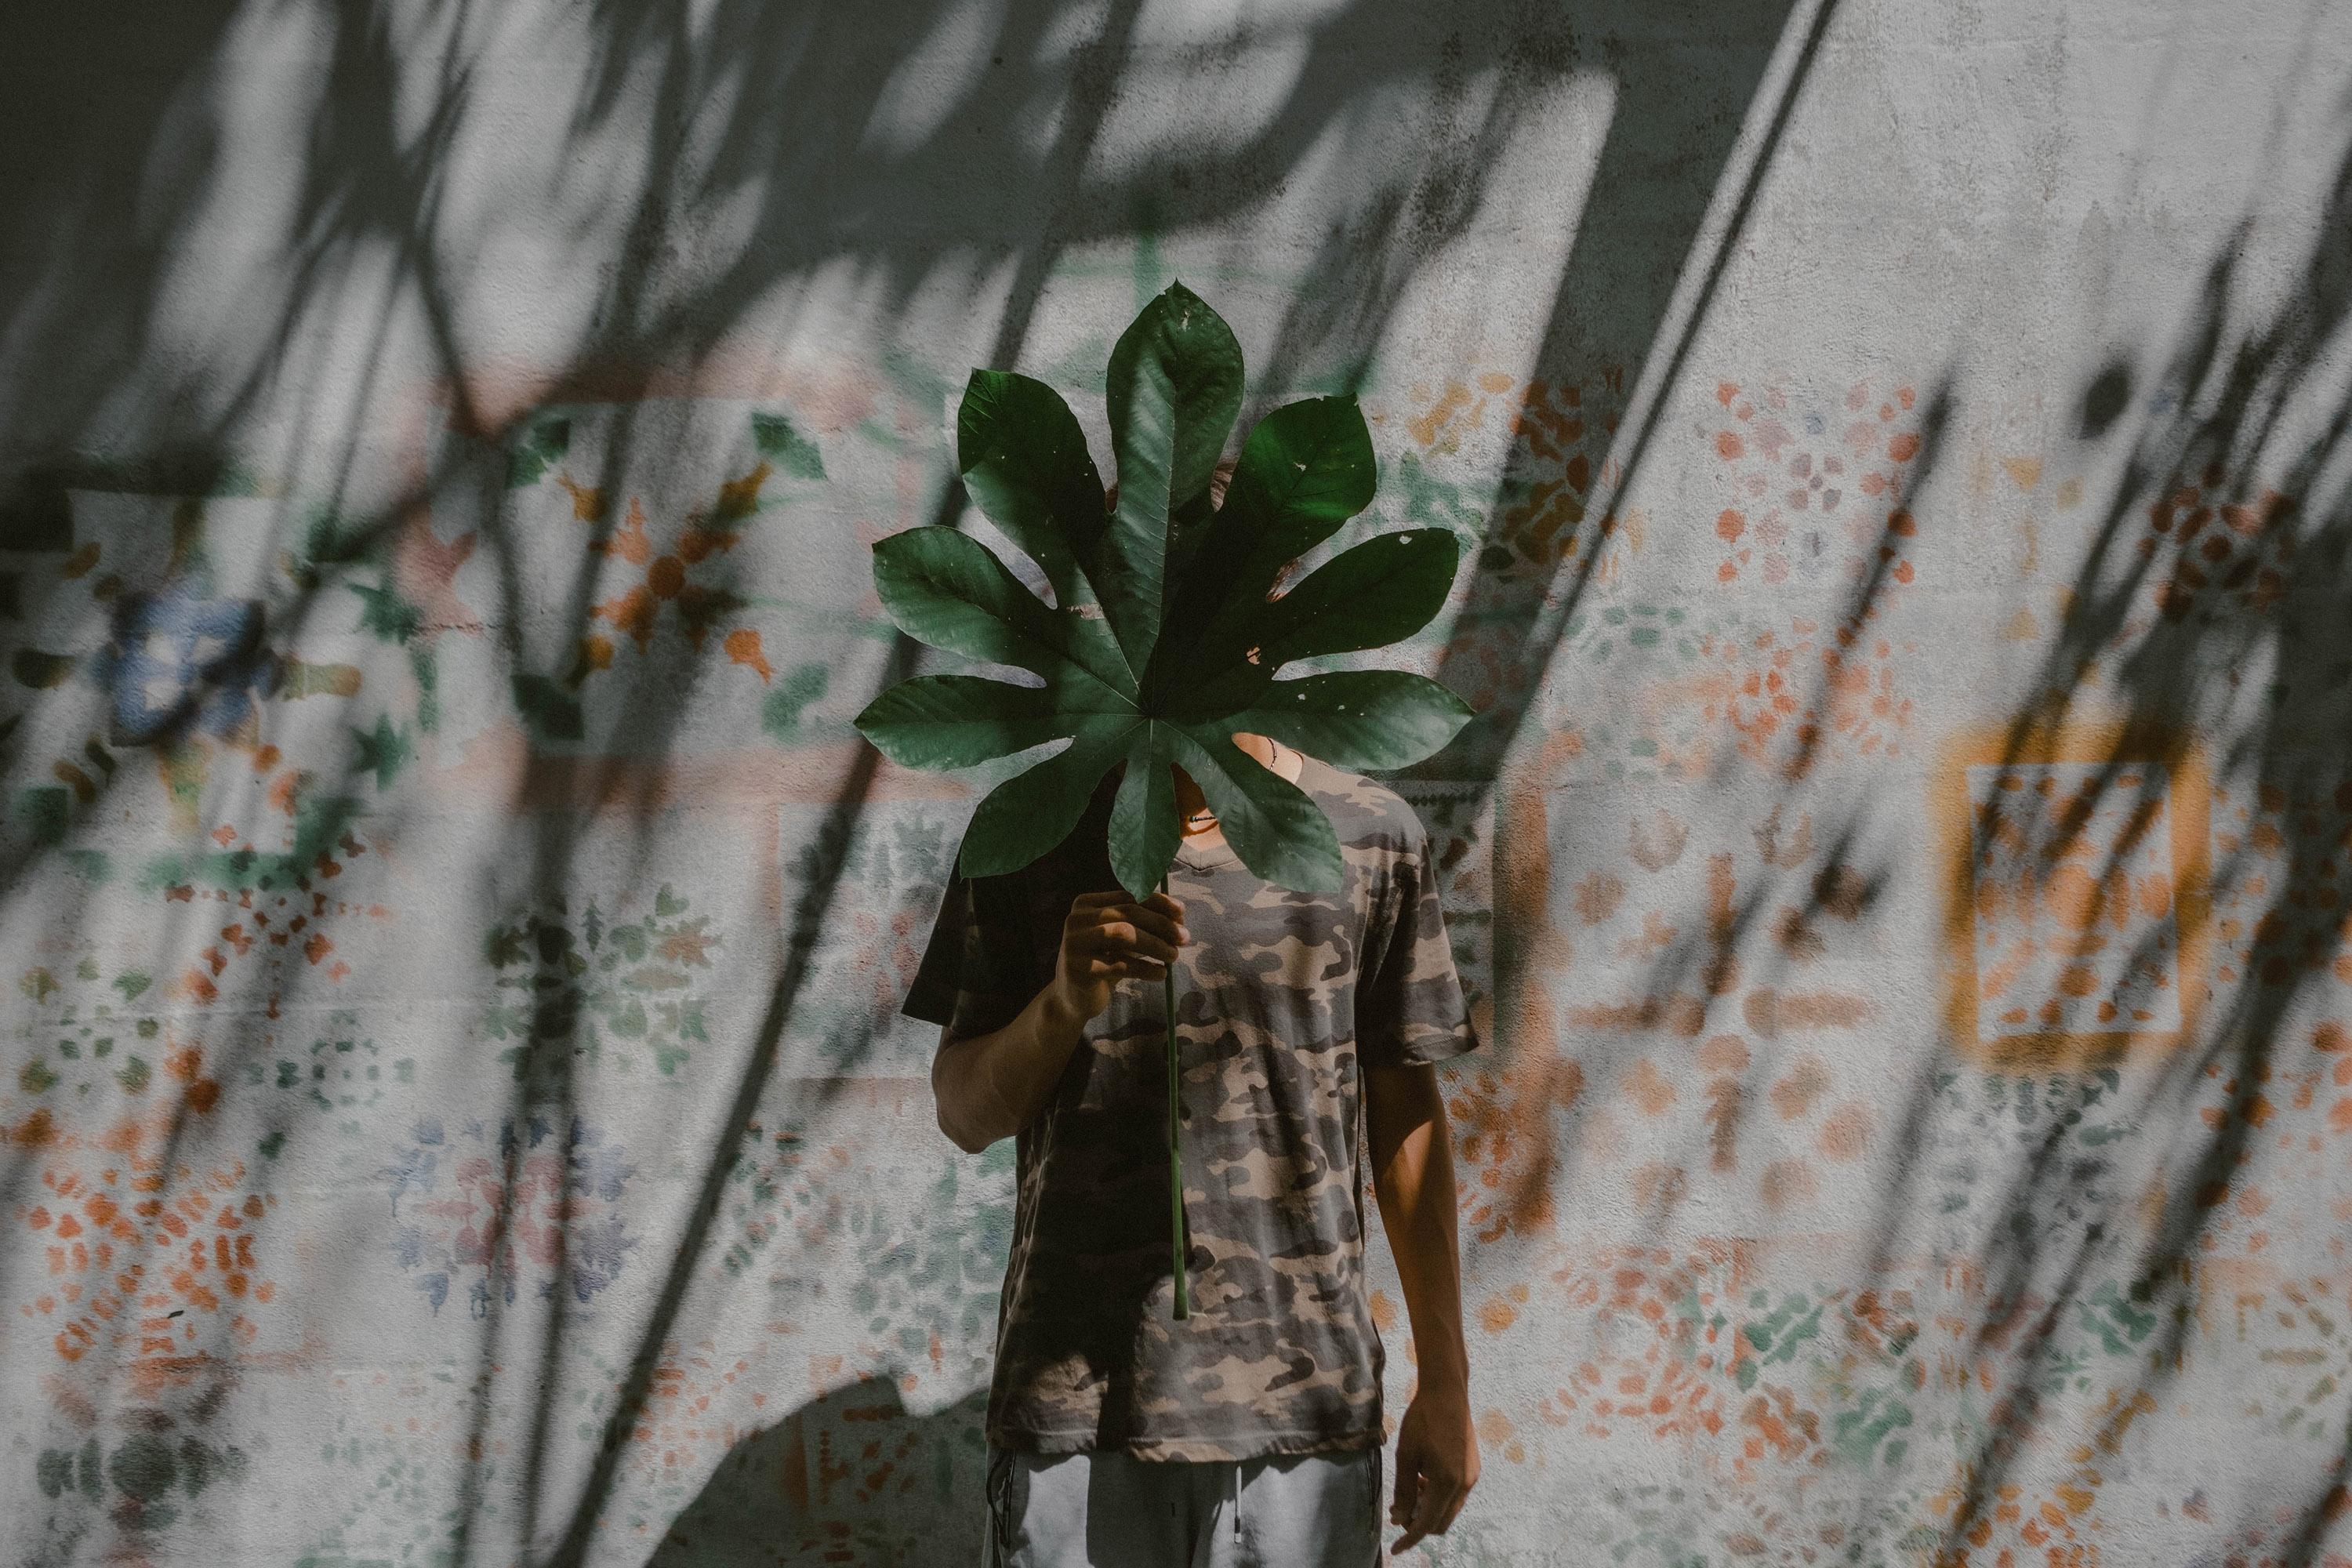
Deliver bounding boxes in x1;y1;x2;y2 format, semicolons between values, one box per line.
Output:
904;731;1480;1566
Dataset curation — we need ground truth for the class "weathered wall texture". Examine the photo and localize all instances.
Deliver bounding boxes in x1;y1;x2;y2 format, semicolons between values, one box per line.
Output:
4;2;2351;1563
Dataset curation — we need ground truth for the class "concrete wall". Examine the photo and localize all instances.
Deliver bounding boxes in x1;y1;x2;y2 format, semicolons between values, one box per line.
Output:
5;2;2351;1563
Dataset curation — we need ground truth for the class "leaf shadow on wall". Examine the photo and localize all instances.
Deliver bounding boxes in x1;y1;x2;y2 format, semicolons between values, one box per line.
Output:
1439;103;2352;1568
1495;118;2352;1566
1871;139;2352;1568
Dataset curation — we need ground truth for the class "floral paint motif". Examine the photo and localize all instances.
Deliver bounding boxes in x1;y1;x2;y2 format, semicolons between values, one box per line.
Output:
1932;724;2212;1067
1708;377;1923;589
103;591;275;748
33;1424;252;1543
2142;461;2292;625
1497;787;1881;1223
17;1155;278;1370
242;1011;409;1123
1529;597;1918;789
1444;1053;1581;1247
383;1115;637;1317
297;1360;507;1566
775;803;958;1074
9;959;172;1106
1529;1243;1749;1445
532;409;823;695
1686;613;1918;775
2210;781;2352;993
243;1011;419;1176
1893;1040;2352;1559
1469;1222;2223;1567
13;893;395;1152
579;493;762;675
131;779;390;1008
717;1120;817;1283
578;1338;775;1536
715;1104;1013;1402
783;1139;1011;1381
481;885;717;1083
2172;1018;2352;1301
1388;369;1635;723
1921;1067;2140;1256
1972;765;2188;1038
3;494;387;851
1538;602;1706;781
1473;374;1627;579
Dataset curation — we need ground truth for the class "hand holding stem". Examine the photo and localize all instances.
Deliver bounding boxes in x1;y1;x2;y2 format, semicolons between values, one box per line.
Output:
1046;891;1189;1025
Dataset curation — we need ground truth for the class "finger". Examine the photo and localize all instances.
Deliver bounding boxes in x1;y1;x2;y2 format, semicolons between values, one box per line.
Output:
1120;908;1189;947
1088;924;1178;967
1083;903;1188;946
1065;891;1130;926
1432;1479;1472;1536
1140;891;1186;921
1407;1479;1443;1538
1077;947;1165;984
1417;1475;1462;1534
1076;901;1187;945
1388;1451;1421;1530
1087;907;1185;945
1394;1483;1446;1554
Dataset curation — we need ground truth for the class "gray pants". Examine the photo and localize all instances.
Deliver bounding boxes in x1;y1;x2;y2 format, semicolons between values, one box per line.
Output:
983;1444;1385;1567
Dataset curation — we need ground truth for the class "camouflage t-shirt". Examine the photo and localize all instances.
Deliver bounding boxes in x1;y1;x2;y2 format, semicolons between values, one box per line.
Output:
904;753;1476;1461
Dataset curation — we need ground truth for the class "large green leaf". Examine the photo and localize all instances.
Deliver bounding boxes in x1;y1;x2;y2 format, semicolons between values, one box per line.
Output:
1221;671;1472;771
862;287;1475;896
872;525;1135;699
1108;722;1182;899
1178;396;1376;620
958;718;1140;879
957;370;1105;608
853;674;1098;769
1093;283;1243;673
1232;527;1461;673
1168;725;1344;891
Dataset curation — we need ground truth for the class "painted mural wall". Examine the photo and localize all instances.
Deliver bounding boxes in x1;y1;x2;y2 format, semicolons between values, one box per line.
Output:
4;2;2351;1564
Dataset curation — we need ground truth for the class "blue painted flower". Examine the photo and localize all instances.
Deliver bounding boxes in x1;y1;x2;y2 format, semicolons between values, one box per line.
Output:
380;1116;639;1317
106;590;275;746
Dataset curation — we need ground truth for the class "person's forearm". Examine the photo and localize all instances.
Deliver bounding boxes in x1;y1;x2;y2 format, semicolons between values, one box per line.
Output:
1369;1069;1471;1395
932;985;1089;1152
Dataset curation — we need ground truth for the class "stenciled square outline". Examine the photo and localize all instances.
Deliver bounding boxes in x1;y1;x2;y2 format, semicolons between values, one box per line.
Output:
1931;719;2212;1068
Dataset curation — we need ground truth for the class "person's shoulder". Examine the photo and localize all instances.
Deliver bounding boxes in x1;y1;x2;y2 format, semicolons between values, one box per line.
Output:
1301;757;1427;852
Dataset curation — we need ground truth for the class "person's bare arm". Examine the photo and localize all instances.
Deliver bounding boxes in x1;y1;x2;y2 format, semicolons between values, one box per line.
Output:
1367;1061;1479;1553
931;891;1187;1153
931;994;1083;1156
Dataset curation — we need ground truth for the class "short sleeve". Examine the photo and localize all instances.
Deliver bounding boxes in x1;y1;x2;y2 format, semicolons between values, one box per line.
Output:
1356;825;1478;1069
902;873;1041;1044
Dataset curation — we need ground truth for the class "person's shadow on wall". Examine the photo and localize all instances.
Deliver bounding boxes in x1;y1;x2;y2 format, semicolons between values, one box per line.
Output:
645;1377;993;1568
